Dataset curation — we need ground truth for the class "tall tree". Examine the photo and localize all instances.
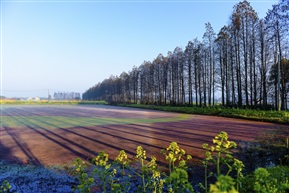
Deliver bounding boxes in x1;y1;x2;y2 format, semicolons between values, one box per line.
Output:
192;39;203;106
266;0;289;110
216;26;231;106
185;41;194;105
257;19;270;107
203;22;216;106
231;0;258;107
269;58;289;110
130;66;139;104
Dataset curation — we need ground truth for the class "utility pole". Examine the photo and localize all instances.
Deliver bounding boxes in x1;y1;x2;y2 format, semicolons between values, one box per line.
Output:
277;55;281;111
48;89;50;102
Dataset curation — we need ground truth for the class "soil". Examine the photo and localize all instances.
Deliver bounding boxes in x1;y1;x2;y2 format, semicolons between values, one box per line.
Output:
0;105;281;166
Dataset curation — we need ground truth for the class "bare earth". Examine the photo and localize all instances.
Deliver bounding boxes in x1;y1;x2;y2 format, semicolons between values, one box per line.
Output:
0;105;280;166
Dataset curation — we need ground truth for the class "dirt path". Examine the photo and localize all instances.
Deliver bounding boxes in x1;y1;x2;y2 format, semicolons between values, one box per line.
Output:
0;105;280;166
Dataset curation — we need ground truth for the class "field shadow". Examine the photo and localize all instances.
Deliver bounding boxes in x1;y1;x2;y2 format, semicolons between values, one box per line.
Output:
0;140;13;161
44;115;207;157
30;115;205;162
13;117;96;161
3;127;42;165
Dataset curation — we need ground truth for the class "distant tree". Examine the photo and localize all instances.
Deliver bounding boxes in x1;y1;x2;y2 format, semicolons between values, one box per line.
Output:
269;58;289;110
231;0;258;107
130;66;139;104
162;55;169;105
185;41;194;105
152;54;167;105
203;22;216;106
216;25;230;106
265;0;289;109
192;38;203;106
257;19;270;107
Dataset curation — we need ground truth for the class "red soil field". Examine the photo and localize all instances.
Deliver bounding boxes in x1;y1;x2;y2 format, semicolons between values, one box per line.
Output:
0;105;281;166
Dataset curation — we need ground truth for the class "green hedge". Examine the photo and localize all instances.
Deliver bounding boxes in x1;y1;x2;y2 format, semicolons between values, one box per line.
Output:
120;104;289;124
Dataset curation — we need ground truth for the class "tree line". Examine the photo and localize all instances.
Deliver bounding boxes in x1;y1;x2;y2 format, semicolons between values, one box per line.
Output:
83;0;289;110
54;92;81;100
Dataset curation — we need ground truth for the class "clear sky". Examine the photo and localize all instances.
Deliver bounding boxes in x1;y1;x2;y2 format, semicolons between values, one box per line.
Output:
1;0;277;98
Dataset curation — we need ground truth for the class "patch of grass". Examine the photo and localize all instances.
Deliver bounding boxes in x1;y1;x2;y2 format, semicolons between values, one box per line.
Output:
120;104;289;124
0;100;107;105
1;114;190;129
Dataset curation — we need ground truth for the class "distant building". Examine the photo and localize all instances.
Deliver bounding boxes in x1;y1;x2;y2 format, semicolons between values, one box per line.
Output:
26;97;40;101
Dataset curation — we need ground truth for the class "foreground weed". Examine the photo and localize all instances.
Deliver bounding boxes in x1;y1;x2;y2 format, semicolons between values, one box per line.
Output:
201;131;244;192
148;157;164;193
0;180;11;193
161;142;192;172
161;142;194;193
135;146;147;192
114;150;132;192
166;168;194;193
210;175;238;193
70;158;95;193
134;146;164;192
93;151;121;193
253;167;289;193
241;166;289;193
70;131;289;193
115;150;130;175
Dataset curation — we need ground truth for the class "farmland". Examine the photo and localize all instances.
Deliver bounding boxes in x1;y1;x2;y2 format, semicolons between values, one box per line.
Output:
0;105;280;166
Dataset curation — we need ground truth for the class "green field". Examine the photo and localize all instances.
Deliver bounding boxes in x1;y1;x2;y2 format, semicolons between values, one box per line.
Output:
1;114;190;129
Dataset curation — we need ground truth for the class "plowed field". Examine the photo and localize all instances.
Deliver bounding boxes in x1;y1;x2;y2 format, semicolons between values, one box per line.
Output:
0;105;280;166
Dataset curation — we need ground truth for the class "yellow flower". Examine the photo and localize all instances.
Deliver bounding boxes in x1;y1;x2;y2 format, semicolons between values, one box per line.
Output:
187;155;192;160
105;164;111;169
210;146;215;151
136;146;146;159
203;143;209;149
153;171;160;179
112;168;117;175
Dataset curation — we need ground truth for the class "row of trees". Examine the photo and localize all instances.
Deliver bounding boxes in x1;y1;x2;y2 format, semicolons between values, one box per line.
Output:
83;0;289;110
53;92;81;100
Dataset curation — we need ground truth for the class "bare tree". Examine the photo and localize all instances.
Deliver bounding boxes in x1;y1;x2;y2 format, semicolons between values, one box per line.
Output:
203;22;216;106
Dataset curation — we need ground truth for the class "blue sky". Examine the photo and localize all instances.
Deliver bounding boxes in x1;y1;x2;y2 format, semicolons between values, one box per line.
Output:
1;0;277;98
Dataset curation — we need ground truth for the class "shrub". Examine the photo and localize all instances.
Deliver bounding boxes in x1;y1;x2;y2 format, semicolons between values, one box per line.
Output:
241;166;289;193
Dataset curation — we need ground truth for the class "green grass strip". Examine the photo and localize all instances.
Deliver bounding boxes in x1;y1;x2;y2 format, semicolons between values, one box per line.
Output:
119;104;289;124
0;100;108;105
1;114;190;129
